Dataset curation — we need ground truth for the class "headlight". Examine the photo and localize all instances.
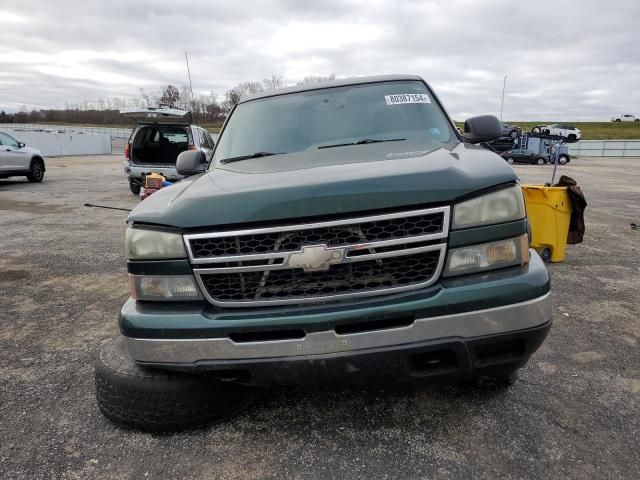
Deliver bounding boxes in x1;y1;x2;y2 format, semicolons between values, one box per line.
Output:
129;275;202;301
126;228;187;259
453;186;525;229
444;234;529;277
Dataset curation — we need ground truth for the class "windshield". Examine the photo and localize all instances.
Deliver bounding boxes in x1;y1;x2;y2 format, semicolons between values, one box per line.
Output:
213;80;457;166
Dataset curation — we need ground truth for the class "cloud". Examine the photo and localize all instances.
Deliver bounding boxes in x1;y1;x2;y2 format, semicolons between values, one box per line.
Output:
0;0;638;120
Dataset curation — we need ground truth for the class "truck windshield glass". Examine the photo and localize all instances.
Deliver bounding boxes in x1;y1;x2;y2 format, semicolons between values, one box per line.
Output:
213;81;456;166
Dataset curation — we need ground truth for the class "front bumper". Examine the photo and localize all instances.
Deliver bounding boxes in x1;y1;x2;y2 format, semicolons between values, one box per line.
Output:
127;291;550;360
121;251;552;383
132;320;552;386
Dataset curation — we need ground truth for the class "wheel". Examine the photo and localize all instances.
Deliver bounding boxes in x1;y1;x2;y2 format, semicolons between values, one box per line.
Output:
531;127;540;133
567;134;577;142
539;248;551;263
615;119;621;122
558;155;568;165
95;336;254;433
507;157;515;165
26;158;45;182
543;129;550;135
537;158;545;165
635;119;639;122
129;180;141;195
509;130;518;139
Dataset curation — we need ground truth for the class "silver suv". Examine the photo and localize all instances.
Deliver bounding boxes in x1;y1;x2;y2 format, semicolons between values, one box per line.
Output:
0;130;46;183
121;107;216;194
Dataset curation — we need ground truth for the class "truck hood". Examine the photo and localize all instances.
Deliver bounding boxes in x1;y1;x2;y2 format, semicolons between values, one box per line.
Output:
128;141;517;229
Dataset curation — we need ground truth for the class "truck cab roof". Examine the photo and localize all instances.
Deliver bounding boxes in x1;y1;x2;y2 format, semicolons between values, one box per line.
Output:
241;74;424;103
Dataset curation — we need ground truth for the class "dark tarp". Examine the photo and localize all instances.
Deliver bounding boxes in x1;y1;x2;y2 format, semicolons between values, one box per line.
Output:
554;175;587;244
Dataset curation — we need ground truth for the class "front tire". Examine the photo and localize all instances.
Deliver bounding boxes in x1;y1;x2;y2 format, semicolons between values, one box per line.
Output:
567;134;577;142
558;155;568;165
507;157;515;165
509;130;518;139
95;336;254;433
26;158;45;182
537;158;545;165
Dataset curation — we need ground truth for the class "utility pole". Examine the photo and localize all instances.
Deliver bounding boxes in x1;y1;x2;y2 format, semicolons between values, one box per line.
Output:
185;51;196;122
499;75;508;123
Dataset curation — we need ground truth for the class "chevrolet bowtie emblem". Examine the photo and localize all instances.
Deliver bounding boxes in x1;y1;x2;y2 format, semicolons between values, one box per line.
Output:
287;244;347;272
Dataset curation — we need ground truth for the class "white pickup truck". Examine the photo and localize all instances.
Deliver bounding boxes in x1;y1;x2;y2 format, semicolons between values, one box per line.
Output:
611;114;638;122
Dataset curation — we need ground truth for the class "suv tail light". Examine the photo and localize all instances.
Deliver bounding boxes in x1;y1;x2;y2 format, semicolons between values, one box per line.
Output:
125;143;131;159
189;145;197;151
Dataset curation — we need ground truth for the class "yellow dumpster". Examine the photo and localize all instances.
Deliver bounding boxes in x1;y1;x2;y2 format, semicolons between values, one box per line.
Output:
521;185;572;262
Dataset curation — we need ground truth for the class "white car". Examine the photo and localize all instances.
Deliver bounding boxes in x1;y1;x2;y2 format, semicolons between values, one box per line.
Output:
542;124;582;141
611;114;638;122
0;130;46;182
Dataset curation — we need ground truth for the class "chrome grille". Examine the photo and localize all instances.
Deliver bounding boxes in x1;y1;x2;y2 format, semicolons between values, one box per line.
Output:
185;207;450;307
188;211;445;258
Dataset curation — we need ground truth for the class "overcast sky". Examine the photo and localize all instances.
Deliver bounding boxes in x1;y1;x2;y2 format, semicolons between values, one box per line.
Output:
1;0;638;120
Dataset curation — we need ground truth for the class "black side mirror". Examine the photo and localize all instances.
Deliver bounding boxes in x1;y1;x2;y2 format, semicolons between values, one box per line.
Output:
176;150;206;176
463;115;503;144
18;142;25;148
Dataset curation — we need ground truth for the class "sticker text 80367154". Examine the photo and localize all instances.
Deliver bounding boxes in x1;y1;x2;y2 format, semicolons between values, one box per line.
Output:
385;94;431;105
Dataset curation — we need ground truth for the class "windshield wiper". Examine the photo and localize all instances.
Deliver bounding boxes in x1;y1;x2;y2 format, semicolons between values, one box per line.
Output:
318;138;406;149
219;152;283;164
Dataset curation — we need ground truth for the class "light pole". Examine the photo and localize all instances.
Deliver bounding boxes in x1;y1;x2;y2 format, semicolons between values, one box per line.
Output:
499;75;508;123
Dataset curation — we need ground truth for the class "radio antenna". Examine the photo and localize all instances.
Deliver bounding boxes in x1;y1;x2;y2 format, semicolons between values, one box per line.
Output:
185;51;196;122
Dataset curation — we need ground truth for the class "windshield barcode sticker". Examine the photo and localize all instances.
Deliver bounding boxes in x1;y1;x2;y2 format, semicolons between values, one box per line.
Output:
385;94;430;105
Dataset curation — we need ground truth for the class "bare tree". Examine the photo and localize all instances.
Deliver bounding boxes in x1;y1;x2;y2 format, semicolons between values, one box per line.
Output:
222;88;243;113
139;88;150;107
126;97;141;108
263;74;284;91
191;92;224;122
238;81;264;97
296;74;336;85
178;85;191;110
159;85;180;107
221;81;264;113
151;92;161;107
205;101;224;121
110;97;126;110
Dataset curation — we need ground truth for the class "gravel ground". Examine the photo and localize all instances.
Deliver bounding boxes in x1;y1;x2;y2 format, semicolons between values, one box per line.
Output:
0;155;638;480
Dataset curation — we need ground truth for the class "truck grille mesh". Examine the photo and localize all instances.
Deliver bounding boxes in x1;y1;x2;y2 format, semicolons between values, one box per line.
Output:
189;212;445;258
200;251;440;302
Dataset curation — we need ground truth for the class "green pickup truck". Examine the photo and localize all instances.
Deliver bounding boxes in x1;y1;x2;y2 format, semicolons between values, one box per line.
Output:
95;75;552;432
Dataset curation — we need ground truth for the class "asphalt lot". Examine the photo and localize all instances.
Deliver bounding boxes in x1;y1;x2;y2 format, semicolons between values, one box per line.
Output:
1;155;639;480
